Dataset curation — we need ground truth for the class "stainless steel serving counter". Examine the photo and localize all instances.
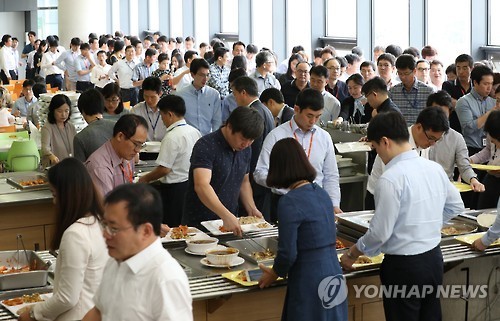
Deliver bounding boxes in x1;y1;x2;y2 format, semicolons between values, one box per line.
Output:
0;171;52;207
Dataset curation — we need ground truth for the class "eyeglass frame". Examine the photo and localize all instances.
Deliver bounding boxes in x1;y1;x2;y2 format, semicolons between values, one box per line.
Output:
127;137;146;150
100;220;135;236
423;130;443;143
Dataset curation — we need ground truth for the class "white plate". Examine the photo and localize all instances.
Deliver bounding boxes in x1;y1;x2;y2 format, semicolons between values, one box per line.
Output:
161;227;208;243
241;222;274;232
200;256;245;268
1;293;52;316
141;141;161;153
201;219;233;235
477;213;497;228
185;245;227;256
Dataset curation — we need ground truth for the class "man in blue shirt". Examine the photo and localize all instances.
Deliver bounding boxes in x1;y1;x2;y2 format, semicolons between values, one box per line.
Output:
340;111;464;321
455;65;497;156
175;58;222;136
182;107;264;236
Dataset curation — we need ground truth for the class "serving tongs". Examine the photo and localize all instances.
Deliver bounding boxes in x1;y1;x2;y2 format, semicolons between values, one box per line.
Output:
241;231;270;253
16;234;30;269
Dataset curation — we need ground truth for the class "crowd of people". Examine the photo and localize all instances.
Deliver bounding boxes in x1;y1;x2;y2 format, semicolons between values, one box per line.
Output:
1;29;500;321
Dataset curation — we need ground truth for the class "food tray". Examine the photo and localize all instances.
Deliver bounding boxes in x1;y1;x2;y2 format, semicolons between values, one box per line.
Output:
141;141;161;153
337;252;384;270
441;221;478;236
225;237;278;264
222;268;282;287
455;232;500;247
1;293;52;316
0;251;50;290
470;164;500;171
6;175;49;190
336;211;374;233
452;182;472;193
161;227;209;243
201;217;270;235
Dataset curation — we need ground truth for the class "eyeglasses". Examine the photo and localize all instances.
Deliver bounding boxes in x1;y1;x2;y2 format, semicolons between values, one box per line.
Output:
100;220;134;236
128;137;146;150
364;91;374;98
296;69;309;74
423;130;443;143
417;67;430;72
327;66;341;71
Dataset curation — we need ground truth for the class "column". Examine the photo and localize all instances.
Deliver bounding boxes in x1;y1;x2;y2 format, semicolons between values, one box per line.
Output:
58;0;107;47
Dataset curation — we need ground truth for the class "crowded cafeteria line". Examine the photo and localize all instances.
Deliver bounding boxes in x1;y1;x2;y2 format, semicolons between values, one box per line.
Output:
1;30;500;321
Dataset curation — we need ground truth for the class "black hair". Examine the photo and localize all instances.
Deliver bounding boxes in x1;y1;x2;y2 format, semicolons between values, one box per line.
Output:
455;54;474;68
377;53;396;66
346;73;365;87
158;53;169;63
144;48;157;58
190;58;210;74
101;83;124;114
226;106;264;140
213;47;229;61
362;76;388;95
345;53;361;64
416;106;449;133
171;51;184;68
105;183;162;236
246;44;258;54
313;47;323;59
360;61;376;70
142;76;162;93
426;90;453;111
231;55;247;71
80;43;90;51
32;83;47;98
113;114;148;137
231;76;259;97
232;41;246;50
70;37;81;47
260;88;285;104
395;54;417;70
484;110;500;140
446;63;456;75
292;45;305;54
228;67;247;83
310;65;329;79
367;111;409;144
295;88;324;111
402;47;420;59
157;95;186;117
335;56;348;68
471;65;494;85
78;88;106;115
184;50;198;63
385;44;402;58
47;94;72;124
22;79;35;88
286;53;304;78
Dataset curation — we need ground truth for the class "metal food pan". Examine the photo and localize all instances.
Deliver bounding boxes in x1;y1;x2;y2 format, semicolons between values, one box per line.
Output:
6;175;49;190
0;251;49;290
225;237;278;265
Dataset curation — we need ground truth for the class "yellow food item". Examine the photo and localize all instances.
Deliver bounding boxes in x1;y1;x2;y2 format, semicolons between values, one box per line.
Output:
355;256;373;264
239;216;261;225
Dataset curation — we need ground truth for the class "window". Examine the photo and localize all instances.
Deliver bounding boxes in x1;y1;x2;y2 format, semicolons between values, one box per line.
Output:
221;0;238;33
489;0;500;45
148;0;160;32
286;0;311;57
129;0;139;36
111;0;120;33
194;0;210;45
427;0;471;66
252;0;273;50
326;0;356;38
37;0;58;40
373;0;409;49
170;0;184;37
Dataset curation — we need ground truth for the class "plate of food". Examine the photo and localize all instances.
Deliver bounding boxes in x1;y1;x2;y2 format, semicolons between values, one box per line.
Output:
161;225;208;242
470;164;500;171
441;222;478;236
201;217;270;235
455;232;500;247
338;253;384;270
1;293;52;316
222;267;282;286
477;212;497;228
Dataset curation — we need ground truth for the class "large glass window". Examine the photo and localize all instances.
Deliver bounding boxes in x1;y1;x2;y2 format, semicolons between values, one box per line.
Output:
111;0;120;33
194;0;210;45
148;0;160;32
489;0;500;45
37;0;58;39
129;0;139;36
252;0;273;50
326;0;356;38
373;0;409;49
170;0;184;37
286;0;311;57
221;0;238;33
427;0;471;66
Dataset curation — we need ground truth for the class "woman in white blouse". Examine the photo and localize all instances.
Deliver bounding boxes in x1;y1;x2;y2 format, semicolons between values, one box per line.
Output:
19;157;109;321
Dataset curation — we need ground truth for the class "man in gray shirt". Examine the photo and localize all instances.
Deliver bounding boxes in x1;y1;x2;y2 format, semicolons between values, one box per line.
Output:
73;89;115;162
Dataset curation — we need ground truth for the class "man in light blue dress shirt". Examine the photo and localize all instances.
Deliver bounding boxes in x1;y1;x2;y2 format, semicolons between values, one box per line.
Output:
175;58;221;136
340;111;464;321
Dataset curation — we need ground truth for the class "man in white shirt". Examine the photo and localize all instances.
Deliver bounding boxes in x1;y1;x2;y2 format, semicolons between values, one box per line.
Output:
108;45;138;105
172;50;198;91
139;95;201;226
309;65;341;125
91;51;113;90
0;34;17;84
82;183;193;321
340;111;464;321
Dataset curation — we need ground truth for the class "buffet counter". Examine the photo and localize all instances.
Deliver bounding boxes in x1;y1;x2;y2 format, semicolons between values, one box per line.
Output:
0;171;55;251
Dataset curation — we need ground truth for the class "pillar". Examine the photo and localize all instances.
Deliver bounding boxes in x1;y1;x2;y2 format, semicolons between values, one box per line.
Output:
58;0;107;47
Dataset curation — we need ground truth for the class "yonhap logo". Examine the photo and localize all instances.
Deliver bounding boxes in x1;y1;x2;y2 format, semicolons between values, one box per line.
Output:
318;274;348;309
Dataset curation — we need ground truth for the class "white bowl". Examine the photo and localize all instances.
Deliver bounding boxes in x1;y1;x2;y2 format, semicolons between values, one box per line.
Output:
205;247;239;265
185;237;218;254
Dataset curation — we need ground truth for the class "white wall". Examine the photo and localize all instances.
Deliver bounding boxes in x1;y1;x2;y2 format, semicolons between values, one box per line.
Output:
0;12;27;79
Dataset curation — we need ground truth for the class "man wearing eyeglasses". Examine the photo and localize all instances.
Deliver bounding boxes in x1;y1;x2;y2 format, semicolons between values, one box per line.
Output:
415;59;437;91
82;184;192;321
250;50;280;95
85;114;148;197
389;54;436;125
280;61;310;107
367;106;450;209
